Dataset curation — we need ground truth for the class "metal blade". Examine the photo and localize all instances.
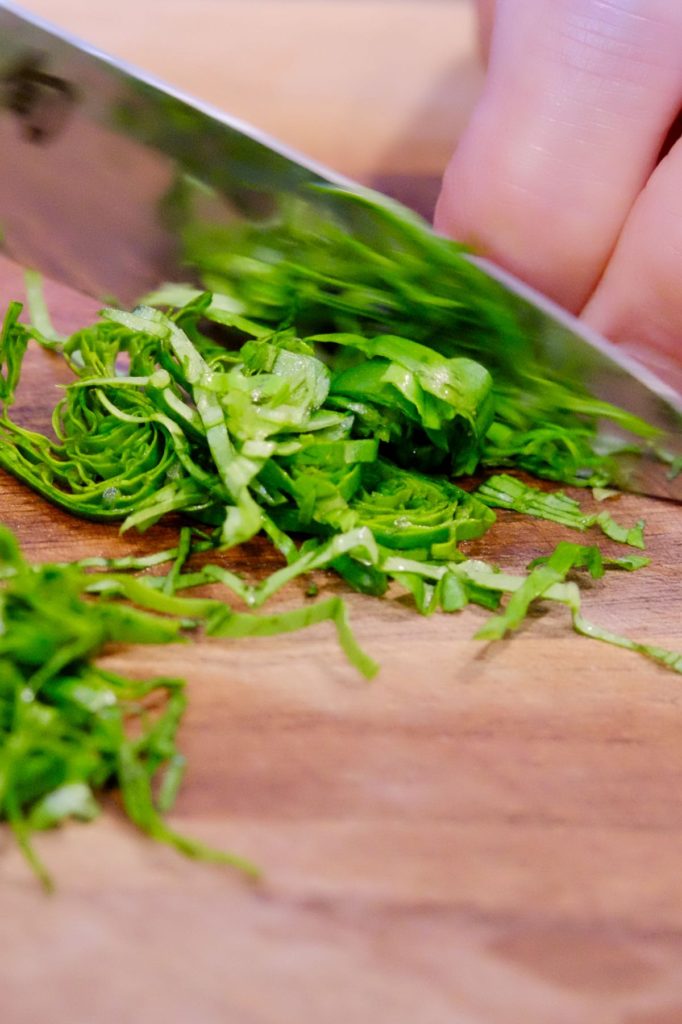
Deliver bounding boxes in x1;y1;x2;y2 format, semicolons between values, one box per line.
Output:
471;259;682;501
0;1;679;499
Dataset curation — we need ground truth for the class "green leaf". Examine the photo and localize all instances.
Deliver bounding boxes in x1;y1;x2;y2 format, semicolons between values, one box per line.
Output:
477;474;646;547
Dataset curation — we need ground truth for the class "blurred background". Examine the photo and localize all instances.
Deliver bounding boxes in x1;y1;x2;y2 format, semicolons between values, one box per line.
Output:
17;0;483;218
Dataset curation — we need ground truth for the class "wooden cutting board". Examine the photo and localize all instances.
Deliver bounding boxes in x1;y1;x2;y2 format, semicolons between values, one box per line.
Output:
2;4;682;1023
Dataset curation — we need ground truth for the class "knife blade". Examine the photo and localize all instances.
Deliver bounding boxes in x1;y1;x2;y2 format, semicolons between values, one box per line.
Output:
0;1;679;499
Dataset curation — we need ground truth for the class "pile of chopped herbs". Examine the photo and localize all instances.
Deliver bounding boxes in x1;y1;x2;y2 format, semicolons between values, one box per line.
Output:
0;188;679;887
0;521;382;888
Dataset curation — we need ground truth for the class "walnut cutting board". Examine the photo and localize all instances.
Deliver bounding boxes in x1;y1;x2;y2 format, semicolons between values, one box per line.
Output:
2;4;682;1024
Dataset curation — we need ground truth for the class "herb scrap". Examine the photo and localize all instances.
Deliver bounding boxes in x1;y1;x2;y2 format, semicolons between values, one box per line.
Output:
0;522;380;888
476;473;646;548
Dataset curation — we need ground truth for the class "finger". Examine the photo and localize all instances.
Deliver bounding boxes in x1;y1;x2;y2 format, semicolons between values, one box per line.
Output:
435;0;682;311
583;134;682;369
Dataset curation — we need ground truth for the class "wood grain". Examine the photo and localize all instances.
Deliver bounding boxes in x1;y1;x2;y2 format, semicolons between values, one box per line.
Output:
2;4;682;1024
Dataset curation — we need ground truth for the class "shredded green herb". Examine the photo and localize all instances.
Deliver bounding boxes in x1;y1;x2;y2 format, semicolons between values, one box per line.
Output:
0;521;383;888
0;188;679;887
476;473;646;548
0;525;250;889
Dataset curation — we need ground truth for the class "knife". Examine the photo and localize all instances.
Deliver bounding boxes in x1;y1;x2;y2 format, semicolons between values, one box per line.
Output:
0;1;679;499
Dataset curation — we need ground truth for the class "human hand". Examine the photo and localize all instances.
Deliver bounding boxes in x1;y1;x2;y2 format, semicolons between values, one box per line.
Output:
435;0;682;370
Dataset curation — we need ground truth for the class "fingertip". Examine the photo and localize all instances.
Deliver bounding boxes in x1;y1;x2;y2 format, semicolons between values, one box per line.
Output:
434;99;597;311
583;141;682;372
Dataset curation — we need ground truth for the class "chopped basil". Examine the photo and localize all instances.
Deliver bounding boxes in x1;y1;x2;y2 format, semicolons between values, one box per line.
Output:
0;190;678;888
